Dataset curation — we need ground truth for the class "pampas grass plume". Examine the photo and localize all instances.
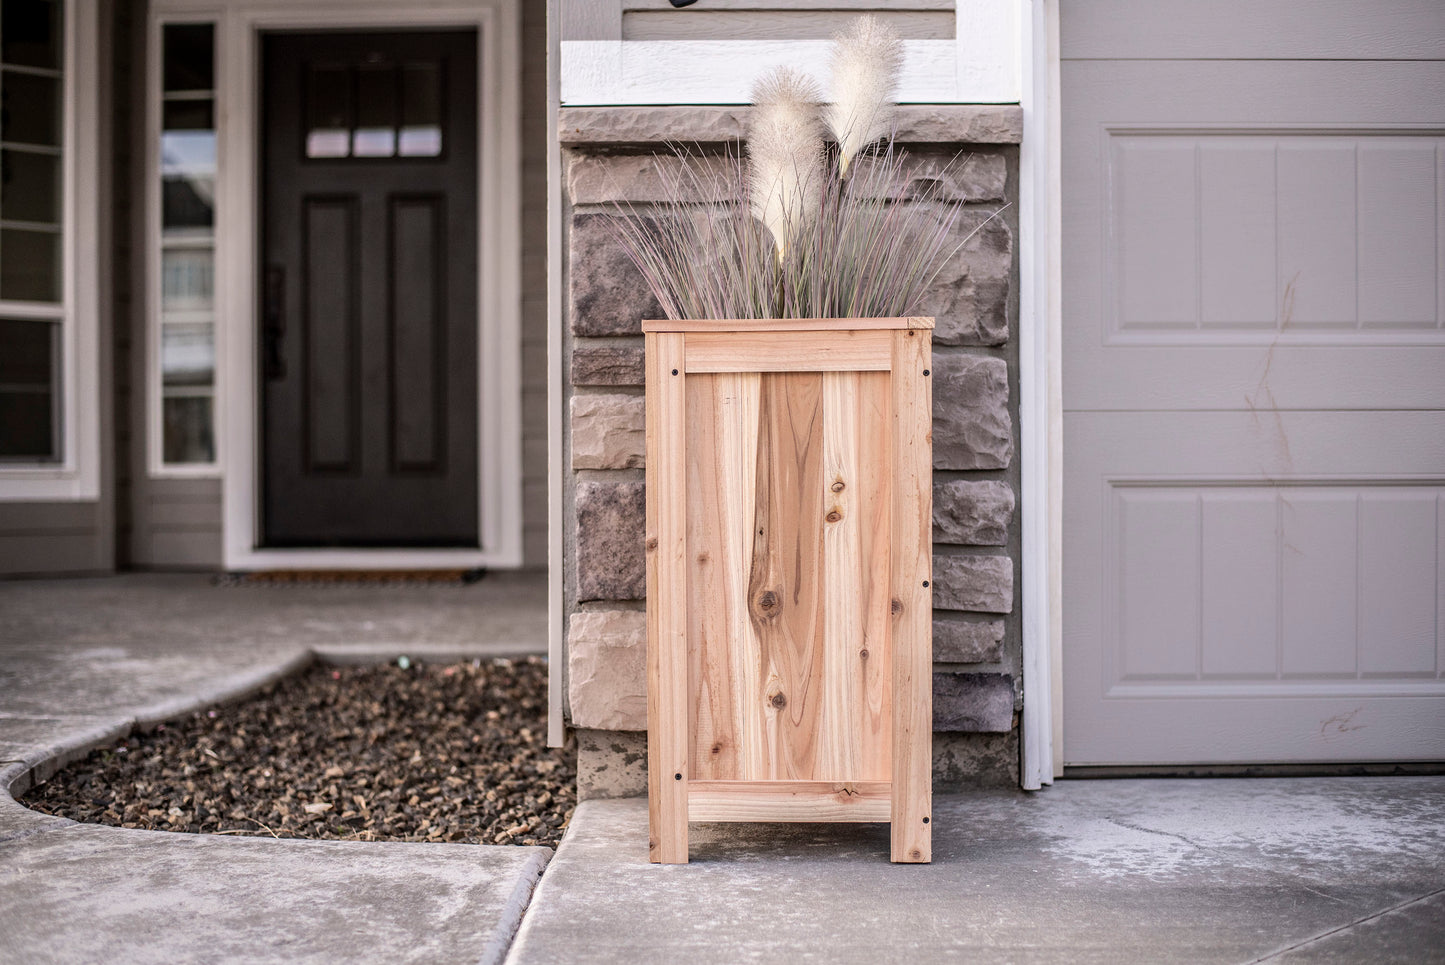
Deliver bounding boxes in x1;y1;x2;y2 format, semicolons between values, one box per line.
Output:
825;15;903;178
748;66;824;260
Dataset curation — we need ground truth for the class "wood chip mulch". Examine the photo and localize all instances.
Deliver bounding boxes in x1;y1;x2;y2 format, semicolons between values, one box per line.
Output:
22;657;576;848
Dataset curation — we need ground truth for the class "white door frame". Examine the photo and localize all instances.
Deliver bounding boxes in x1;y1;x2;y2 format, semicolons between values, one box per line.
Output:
150;0;523;570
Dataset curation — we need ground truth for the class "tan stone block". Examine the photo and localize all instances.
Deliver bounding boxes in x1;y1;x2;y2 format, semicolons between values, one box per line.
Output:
568;609;648;731
571;394;645;470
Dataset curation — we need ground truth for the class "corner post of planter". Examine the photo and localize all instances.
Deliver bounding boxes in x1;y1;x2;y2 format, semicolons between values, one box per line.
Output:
645;331;690;863
890;326;933;863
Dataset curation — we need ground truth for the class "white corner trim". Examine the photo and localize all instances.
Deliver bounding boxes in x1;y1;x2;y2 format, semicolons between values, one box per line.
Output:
180;0;524;570
0;0;102;502
1018;0;1058;790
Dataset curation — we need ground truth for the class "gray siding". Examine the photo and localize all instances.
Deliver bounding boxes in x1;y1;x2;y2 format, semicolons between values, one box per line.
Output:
0;502;110;576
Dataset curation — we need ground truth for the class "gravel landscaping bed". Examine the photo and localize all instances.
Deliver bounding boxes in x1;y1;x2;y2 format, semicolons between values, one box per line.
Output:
23;657;576;848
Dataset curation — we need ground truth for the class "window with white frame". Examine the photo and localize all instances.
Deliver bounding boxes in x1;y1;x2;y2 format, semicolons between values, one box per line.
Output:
154;21;217;468
0;0;64;462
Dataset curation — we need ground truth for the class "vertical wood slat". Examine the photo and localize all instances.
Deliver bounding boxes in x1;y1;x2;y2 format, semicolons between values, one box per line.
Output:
646;332;689;863
751;374;827;780
821;372;893;781
687;372;762;781
889;329;932;863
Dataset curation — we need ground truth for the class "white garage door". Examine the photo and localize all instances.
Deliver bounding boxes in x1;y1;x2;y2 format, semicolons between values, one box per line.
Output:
1061;1;1445;765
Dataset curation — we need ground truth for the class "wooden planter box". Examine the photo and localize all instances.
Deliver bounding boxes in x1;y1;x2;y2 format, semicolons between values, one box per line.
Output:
643;317;933;864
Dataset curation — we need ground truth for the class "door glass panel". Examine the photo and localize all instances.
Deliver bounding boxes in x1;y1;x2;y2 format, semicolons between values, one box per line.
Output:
163;23;214;93
161;247;213;313
162;394;214;464
0;226;58;301
1;0;60;71
353;63;396;157
399;63;442;157
161;131;215;232
1;148;60;224
2;70;60;146
0;316;57;459
305;64;351;158
161;321;214;387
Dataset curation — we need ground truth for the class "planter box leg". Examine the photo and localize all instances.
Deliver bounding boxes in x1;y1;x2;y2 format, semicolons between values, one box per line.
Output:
647;333;689;863
889;329;932;863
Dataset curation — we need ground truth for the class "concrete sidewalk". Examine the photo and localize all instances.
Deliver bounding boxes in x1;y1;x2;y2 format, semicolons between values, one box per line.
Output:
506;783;1445;964
0;572;550;965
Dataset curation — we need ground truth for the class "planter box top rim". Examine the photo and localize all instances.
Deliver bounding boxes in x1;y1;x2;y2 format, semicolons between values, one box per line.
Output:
641;316;935;333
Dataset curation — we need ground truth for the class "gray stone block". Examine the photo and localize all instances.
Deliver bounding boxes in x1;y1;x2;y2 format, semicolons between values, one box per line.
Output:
569;213;663;337
575;481;646;602
571;343;645;386
850;151;1007;203
933;672;1015;732
567;153;734;205
933;354;1013;470
933;554;1014;614
934;479;1015;546
571;394;645;470
920;211;1012;347
567;610;647;730
933;618;1005;663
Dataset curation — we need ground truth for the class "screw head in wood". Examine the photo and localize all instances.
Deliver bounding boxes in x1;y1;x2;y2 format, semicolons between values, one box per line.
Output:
923;816;930;824
923;369;930;376
671;368;678;375
922;580;929;587
674;773;682;780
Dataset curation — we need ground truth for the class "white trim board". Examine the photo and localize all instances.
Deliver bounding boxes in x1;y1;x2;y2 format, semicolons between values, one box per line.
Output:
0;0;103;502
147;0;524;571
560;1;1021;105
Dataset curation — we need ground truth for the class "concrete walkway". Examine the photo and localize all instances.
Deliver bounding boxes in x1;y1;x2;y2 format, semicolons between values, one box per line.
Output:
0;573;549;965
507;783;1445;964
5;574;1445;963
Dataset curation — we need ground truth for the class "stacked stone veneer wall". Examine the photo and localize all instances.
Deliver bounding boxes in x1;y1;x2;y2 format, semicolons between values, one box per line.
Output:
561;106;1024;796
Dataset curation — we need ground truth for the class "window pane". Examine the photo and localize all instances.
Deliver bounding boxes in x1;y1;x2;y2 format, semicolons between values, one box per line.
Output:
0;227;58;301
163;23;214;92
161;321;213;387
163;394;214;463
353;64;396;157
162;98;213;132
2;70;60;146
0;316;57;459
161;130;215;231
161;247;213;313
1;148;59;224
1;0;60;71
399;63;442;157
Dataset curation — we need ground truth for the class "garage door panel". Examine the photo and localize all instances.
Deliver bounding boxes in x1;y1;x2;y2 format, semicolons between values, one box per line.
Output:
1061;0;1445;61
1064;410;1445;762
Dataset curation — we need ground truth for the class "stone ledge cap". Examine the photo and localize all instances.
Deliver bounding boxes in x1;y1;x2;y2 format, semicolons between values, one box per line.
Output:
560;104;1023;146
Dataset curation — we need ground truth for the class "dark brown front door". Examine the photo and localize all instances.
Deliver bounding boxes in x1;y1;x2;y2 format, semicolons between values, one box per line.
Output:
260;30;478;547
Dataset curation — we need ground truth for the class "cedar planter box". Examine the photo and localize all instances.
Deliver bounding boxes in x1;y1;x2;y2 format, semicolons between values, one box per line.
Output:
643;317;934;864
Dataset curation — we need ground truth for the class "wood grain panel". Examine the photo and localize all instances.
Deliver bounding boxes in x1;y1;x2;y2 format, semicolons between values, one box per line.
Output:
687;781;891;823
685;330;892;373
750;372;827;781
643;316;934;333
820;372;892;781
889;329;932;863
686;371;763;781
646;332;689;863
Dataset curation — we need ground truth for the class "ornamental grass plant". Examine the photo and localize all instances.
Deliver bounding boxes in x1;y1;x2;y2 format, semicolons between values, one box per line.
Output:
608;15;1003;322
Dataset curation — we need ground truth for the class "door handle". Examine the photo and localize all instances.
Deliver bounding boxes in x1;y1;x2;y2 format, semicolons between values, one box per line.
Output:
263;265;285;380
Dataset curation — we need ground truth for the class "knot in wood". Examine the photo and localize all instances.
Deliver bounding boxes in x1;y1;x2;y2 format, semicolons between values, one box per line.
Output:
891;598;904;616
754;589;780;617
859;649;870;661
825;509;842;523
831;480;845;493
645;536;658;551
769;692;787;710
